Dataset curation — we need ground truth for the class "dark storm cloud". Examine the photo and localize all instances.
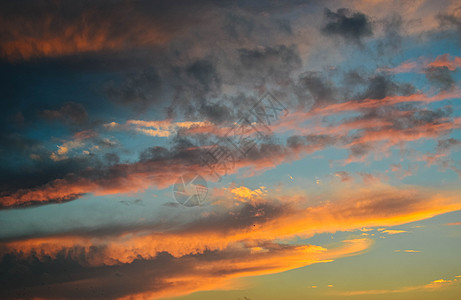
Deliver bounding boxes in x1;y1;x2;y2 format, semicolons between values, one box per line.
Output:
180;59;222;102
359;75;415;100
0;237;309;300
286;134;340;153
349;143;372;158
107;58;223;118
436;138;461;152
342;70;367;86
437;12;461;41
294;70;416;109
237;45;302;84
41;102;88;125
392;106;453;130
156;200;290;237
377;14;403;56
0;154;95;196
0;134;46;193
293;69;416;109
106;43;300;121
0;143;204;208
106;67;162;110
223;12;257;39
334;103;456;162
103;153;120;165
198;102;233;125
295;71;415;110
295;71;337;107
424;66;455;91
0;250;190;299
321;8;373;45
222;10;292;40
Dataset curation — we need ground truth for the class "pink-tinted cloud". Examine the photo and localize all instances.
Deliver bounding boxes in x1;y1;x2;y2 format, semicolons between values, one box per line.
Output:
381;54;461;74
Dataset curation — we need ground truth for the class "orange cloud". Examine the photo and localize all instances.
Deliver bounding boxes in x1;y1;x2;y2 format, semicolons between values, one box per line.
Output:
101;239;368;300
0;2;187;61
3;182;460;265
2;181;461;299
126;119;212;137
311;89;461;117
0;157;201;208
336;275;460;296
3;239;369;300
382;229;407;235
230;186;267;202
446;222;461;226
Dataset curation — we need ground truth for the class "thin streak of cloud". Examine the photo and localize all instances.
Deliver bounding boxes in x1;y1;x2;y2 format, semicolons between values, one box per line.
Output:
336;276;459;296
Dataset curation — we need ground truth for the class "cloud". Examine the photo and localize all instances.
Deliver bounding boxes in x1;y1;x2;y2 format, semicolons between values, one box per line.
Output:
1;2;461;298
382;229;407;235
380;54;461;86
106;67;163;110
418;138;461;175
425;66;455;91
1;179;460;298
0;238;370;299
445;222;461;226
2;180;461;299
334;171;353;182
428;54;461;70
105;58;226;117
4;97;460;210
321;8;373;45
336;275;460;296
376;14;403;56
49;129;97;161
2;79;459;210
296;71;337;108
104;119;214;138
40;102;88;125
3;181;460;259
236;44;302;86
438;10;461;41
309;89;461;117
230;186;267;202
0;0;206;61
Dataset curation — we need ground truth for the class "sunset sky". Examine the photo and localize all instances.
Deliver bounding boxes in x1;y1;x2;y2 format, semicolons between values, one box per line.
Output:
0;0;461;299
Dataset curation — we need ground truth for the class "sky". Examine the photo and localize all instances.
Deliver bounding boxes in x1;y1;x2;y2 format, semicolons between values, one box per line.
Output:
0;0;461;299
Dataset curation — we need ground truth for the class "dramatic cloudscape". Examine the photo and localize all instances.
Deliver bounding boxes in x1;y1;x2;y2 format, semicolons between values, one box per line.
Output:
1;0;460;299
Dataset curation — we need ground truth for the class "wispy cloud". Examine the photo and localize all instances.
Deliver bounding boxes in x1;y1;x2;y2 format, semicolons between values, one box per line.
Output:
382;229;408;235
445;222;461;226
381;54;461;74
336;275;460;295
